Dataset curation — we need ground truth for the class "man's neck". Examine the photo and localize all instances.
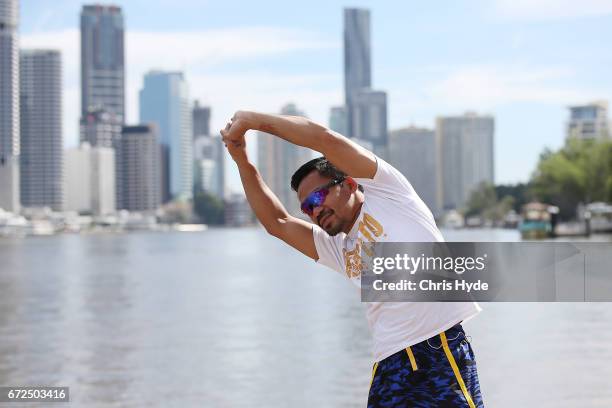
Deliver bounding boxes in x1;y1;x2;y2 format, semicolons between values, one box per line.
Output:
343;192;365;234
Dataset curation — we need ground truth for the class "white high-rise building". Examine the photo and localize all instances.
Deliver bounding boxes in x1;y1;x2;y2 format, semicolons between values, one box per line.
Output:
65;143;116;215
19;49;64;211
351;88;388;156
193;134;225;199
79;107;122;208
436;113;495;211
388;126;439;217
329;106;348;136
139;71;192;202
257;103;312;216
0;0;20;212
567;101;609;141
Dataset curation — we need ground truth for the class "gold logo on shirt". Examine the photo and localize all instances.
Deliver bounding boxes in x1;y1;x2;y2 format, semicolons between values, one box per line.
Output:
343;212;384;279
343;242;363;279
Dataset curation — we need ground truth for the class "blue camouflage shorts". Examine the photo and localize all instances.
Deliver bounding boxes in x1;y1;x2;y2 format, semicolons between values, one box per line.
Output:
367;324;484;407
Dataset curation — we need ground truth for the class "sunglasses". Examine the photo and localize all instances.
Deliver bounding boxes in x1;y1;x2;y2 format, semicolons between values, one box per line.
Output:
300;178;344;216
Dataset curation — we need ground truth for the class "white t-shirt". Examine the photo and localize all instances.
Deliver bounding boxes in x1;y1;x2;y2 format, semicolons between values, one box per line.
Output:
312;156;481;362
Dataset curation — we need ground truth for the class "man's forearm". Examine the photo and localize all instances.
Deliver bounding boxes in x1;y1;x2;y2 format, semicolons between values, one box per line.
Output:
223;109;377;180
245;111;328;152
235;158;290;234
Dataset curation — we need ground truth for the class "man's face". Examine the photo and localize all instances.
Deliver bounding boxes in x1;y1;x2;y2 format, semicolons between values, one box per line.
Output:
297;171;354;236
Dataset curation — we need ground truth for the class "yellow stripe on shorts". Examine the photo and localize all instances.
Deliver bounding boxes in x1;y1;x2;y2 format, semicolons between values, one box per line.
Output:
440;331;476;408
405;346;418;371
369;361;379;391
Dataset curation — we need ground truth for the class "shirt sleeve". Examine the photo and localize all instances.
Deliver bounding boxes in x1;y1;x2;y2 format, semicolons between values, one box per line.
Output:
311;224;345;275
356;155;417;199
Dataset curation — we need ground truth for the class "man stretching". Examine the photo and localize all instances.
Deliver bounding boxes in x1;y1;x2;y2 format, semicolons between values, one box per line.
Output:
221;111;484;407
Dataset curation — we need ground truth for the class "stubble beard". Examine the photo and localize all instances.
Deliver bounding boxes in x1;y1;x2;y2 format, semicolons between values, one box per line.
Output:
324;218;345;236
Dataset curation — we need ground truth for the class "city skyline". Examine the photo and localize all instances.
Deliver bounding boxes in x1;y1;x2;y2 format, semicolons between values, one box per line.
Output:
15;0;612;193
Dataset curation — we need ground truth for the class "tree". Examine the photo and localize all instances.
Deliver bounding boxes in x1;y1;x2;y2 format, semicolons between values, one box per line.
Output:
464;182;497;218
494;183;531;213
464;182;518;224
530;139;612;219
193;192;225;225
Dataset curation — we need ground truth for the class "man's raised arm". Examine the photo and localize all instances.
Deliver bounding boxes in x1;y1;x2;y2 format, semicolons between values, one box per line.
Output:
220;117;318;260
225;110;378;179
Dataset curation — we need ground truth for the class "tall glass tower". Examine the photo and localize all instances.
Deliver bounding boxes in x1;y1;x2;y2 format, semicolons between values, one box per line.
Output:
80;4;125;122
139;71;193;202
343;8;371;138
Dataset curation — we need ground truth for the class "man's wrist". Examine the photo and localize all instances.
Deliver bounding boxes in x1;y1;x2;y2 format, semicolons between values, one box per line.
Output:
238;111;260;131
234;154;251;168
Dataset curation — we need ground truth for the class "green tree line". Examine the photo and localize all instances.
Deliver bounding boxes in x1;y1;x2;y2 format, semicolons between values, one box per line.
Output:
530;138;612;219
465;139;612;221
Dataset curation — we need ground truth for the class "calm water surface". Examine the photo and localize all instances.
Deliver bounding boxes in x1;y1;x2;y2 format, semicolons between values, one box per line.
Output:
0;228;611;407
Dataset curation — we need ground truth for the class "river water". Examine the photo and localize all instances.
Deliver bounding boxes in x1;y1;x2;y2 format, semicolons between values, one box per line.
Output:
0;228;611;407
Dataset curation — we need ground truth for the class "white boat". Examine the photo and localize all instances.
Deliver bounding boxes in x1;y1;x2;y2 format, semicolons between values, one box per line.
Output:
173;224;208;232
28;220;56;236
586;202;612;233
442;210;465;229
0;209;29;237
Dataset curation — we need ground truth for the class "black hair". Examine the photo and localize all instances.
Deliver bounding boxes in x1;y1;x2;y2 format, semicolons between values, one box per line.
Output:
291;156;364;192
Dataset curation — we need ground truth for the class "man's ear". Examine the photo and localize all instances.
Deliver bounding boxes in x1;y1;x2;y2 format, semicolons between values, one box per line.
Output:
345;177;358;192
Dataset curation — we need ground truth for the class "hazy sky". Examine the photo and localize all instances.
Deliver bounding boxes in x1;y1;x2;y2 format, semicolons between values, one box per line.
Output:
18;0;612;192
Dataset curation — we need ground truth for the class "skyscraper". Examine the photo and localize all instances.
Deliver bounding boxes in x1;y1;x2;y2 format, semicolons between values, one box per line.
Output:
79;107;122;208
329;106;348;136
19;49;64;211
436;113;495;211
342;7;387;154
567;101;609;141
139;71;192;202
344;8;371;137
79;108;121;148
65;143;116;215
192;100;211;138
193;134;225;199
80;4;125;122
257;103;312;216
351;88;388;154
388;126;439;217
0;0;20;212
119;125;161;212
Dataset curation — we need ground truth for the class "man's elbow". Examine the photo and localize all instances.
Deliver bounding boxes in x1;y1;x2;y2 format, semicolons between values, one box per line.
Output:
304;121;335;151
264;223;281;238
264;218;286;238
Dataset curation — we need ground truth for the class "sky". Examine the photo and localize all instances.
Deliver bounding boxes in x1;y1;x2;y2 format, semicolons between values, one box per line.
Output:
17;0;612;193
